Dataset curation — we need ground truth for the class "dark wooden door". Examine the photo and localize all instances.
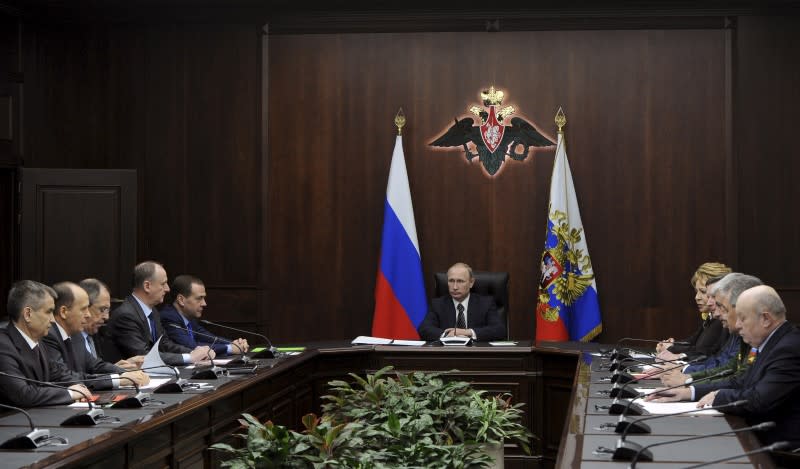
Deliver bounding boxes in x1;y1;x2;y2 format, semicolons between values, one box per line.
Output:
18;168;137;297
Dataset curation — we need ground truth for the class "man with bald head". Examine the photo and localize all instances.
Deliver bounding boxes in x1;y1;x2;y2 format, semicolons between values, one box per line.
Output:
42;282;149;390
106;261;214;366
417;262;506;342
649;285;800;448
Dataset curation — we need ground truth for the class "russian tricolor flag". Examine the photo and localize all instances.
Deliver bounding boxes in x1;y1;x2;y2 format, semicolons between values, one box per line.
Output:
372;135;427;339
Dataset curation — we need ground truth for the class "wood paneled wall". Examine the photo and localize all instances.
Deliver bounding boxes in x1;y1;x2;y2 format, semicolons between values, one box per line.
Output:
267;28;731;342
3;8;798;344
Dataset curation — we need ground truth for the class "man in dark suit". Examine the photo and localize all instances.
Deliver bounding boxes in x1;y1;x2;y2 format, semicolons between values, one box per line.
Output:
79;278;143;370
42;282;149;390
417;262;506;341
105;261;214;366
0;280;92;407
649;285;800;448
160;275;249;356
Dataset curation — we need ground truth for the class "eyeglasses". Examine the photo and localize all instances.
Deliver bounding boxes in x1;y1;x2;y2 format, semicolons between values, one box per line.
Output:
92;306;110;314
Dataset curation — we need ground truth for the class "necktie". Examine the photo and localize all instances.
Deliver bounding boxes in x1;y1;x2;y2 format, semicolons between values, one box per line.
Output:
85;335;97;358
32;344;46;380
186;322;196;347
63;337;77;369
148;313;158;343
456;303;466;329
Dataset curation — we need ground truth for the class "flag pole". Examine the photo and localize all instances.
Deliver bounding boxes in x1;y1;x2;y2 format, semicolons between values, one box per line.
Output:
395;108;406;135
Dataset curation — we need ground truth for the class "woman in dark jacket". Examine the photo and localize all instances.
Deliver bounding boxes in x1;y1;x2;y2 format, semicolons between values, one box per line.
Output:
657;262;731;360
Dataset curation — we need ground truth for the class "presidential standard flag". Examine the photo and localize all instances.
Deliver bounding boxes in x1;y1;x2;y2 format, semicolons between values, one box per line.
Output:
372;135;427;339
535;126;602;342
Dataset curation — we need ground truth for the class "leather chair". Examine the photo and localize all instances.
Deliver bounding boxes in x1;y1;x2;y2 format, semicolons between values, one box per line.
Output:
433;271;509;339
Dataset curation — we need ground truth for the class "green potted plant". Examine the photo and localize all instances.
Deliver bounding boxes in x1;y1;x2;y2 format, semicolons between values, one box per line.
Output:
212;366;534;468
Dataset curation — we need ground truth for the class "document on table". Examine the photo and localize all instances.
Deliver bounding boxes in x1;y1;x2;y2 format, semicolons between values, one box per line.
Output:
143;336;180;376
637;400;723;416
351;336;425;346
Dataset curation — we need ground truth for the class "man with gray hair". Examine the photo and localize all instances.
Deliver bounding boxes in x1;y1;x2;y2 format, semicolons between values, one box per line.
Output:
649;285;800;448
661;273;762;386
0;280;92;407
106;261;214;366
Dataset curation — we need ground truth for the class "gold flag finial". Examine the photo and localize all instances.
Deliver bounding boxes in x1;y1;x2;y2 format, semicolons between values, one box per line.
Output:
555;107;566;134
395;108;406;135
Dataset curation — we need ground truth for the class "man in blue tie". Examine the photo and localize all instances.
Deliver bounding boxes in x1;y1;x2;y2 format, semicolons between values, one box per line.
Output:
106;261;214;366
160;275;249;356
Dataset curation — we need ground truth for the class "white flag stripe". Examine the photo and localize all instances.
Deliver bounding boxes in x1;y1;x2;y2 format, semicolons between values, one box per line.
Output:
386;135;421;254
550;133;597;290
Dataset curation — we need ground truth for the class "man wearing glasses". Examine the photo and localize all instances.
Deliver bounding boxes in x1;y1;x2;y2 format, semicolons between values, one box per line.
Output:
79;278;143;370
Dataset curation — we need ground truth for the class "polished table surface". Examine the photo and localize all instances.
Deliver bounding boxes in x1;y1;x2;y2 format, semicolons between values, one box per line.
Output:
0;341;778;468
553;345;775;468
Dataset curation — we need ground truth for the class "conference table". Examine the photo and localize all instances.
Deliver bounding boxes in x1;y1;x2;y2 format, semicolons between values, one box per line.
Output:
0;341;778;468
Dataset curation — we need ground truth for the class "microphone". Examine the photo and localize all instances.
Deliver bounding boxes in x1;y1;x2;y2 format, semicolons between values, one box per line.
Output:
627;421;776;466
166;324;225;379
613;368;734;425
609;360;695;397
134;365;188;394
199;319;277;358
607;399;748;460
606;338;690;361
683;440;791;468
0;371;109;426
0;402;67;449
52;374;149;409
610;354;704;384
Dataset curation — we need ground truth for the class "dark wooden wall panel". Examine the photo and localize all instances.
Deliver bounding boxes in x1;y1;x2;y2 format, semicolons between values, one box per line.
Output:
735;16;800;318
267;29;729;342
5;9;798;345
20;22;262;329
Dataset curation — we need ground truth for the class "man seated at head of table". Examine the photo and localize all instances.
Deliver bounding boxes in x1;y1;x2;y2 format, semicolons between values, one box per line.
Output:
0;280;92;407
648;285;800;450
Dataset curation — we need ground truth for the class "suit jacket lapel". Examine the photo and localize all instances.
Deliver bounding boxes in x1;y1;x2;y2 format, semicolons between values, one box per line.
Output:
8;326;45;381
128;295;153;345
745;322;791;386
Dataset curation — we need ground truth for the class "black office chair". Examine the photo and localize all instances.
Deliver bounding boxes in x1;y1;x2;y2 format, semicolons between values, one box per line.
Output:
433;271;509;339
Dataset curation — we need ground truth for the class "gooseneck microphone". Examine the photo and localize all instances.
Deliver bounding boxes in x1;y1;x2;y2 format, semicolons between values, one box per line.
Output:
609;357;703;397
609;367;733;418
0;371;110;426
606;338;690;361
52;374;150;409
0;402;67;449
605;399;748;460
683;440;791;468
199;319;277;358
627;421;776;466
167;322;247;361
610;353;706;384
166;324;225;379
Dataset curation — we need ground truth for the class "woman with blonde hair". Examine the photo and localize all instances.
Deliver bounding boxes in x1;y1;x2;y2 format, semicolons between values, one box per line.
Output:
657;262;731;360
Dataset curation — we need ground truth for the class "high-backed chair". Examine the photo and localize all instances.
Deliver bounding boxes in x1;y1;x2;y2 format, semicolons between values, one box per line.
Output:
433;271;509;339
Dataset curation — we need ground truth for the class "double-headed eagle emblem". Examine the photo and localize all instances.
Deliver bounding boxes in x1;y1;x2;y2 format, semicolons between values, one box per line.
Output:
429;87;554;175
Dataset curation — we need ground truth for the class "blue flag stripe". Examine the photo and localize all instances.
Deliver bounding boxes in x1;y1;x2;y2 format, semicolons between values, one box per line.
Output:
379;200;428;327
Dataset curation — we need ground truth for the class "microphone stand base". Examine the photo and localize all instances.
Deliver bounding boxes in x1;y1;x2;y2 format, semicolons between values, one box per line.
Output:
153;378;188;393
0;429;52;449
615;419;652;434
60;408;105;426
609;399;647;415
612;440;653;461
110;392;149;408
